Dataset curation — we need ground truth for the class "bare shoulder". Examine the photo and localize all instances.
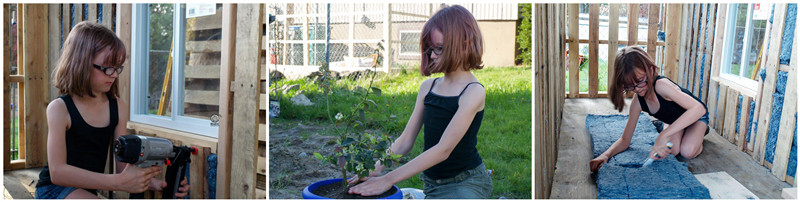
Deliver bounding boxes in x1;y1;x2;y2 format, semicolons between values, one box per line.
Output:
418;77;438;94
654;78;682;99
47;98;69;129
459;82;486;109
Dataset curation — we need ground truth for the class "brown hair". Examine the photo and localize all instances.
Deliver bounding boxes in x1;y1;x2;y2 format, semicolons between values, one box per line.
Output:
53;21;126;98
419;5;483;76
609;46;660;112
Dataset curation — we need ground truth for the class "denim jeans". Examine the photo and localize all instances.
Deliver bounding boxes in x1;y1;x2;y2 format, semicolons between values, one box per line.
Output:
35;184;77;199
420;163;493;199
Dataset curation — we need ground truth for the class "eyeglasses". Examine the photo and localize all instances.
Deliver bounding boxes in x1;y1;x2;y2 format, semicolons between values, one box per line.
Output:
93;64;124;76
623;78;647;92
425;46;443;56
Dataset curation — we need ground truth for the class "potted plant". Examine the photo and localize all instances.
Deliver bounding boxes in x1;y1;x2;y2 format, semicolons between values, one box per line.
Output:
304;41;403;199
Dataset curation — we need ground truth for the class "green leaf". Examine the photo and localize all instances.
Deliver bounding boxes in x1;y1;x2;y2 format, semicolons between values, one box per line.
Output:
313;152;323;160
370;87;382;96
341;138;355;146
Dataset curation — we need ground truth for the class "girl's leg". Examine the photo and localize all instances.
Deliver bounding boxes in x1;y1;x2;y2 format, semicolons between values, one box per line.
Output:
663;123;685;156
678;121;707;159
64;188;100;199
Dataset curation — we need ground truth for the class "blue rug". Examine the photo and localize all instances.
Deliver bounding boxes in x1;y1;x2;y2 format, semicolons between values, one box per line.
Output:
587;113;711;199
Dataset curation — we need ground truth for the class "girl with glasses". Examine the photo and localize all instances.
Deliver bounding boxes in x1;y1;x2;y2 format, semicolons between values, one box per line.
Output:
346;5;492;199
36;21;189;199
590;46;710;173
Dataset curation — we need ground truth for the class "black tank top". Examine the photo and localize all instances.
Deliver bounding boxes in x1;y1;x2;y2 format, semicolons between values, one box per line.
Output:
422;77;484;179
637;76;708;124
36;94;118;194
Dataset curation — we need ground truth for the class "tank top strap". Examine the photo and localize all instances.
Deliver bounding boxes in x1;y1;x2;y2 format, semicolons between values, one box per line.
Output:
458;82;483;97
429;77;440;92
107;94;119;127
59;95;81;121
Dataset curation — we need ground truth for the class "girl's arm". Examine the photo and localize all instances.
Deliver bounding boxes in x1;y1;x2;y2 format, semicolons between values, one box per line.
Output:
601;97;641;159
114;98;129;174
46;99;160;193
349;83;486;196
650;79;706;157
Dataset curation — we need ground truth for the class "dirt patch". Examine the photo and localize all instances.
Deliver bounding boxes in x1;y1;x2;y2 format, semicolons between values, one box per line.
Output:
268;120;347;199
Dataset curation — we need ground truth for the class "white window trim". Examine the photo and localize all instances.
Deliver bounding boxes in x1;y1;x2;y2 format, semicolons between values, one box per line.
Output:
399;30;421;56
718;3;762;92
130;4;219;138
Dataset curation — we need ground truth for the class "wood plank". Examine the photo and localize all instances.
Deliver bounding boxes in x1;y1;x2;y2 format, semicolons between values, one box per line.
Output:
588;4;599;97
737;95;752;151
691;4;709;96
3;4;11;170
75;3;83;22
723;88;739;143
185;90;220;106
783;188;797;199
187;8;223;31
116;4;132;115
707;80;719;129
770;16;798;182
700;4;717;102
679;4;694;86
49;4;60;102
102;4;112;29
259;123;265;142
62;4;70;44
627;4;639;46
754;4;788;165
568;4;579;98
686;4;701;88
186;40;222;52
677;4;689;83
565;38;665;46
256;189;266;199
17;3;26;161
646;4;659;58
664;4;682;81
260;94;266;110
126;123;218;153
257;156;265;176
23;4;50;168
715;85;728;135
694;171;759;199
189;145;209;199
88;4;97;23
608;4;619;91
184;65;221;79
749;3;773;154
230;4;262;199
216;4;237;199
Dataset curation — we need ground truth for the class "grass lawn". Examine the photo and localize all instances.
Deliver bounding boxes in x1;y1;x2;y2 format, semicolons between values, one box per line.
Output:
271;66;532;199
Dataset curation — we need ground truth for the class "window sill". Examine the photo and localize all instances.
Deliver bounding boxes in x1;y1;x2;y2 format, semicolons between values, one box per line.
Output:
712;75;757;98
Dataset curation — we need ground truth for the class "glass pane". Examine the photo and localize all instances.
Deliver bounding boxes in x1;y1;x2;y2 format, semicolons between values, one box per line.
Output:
8;5;22;160
182;3;222;120
745;6;767;79
146;4;174;117
725;4;747;76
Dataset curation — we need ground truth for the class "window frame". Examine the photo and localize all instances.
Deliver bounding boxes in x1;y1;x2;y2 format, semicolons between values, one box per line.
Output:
398;30;422;56
130;3;219;138
719;3;767;91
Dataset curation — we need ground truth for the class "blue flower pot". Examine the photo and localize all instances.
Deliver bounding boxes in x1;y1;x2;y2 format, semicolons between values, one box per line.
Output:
302;178;403;199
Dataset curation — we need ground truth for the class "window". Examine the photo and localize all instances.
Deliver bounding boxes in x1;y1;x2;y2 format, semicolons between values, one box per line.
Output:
131;4;223;137
720;3;770;89
399;30;421;56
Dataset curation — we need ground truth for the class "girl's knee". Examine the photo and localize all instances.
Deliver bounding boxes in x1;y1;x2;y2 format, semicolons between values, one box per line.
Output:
680;144;702;159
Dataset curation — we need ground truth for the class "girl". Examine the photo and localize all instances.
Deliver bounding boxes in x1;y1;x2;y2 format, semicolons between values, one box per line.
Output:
35;21;189;199
346;5;492;199
590;46;709;172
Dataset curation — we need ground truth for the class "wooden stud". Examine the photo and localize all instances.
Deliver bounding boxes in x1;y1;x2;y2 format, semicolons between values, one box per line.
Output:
189;145;209;199
49;4;60;102
23;4;50;168
567;4;578;98
608;4;620;90
723;88;739;143
708;4;727;127
689;4;707;95
754;4;788;165
588;4;599;97
664;4;682;81
102;4;112;29
646;4;659;59
749;3;773;154
737;95;753;151
75;3;83;22
707;80;719;129
715;85;728;135
88;4;97;23
700;4;717;102
62;4;70;44
116;4;132;112
627;3;639;46
17;3;26;161
770;15;799;182
3;4;11;170
685;4;701;89
677;4;689;85
216;4;237;199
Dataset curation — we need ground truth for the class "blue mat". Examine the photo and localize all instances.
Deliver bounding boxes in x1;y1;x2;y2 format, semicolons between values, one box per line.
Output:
588;113;711;199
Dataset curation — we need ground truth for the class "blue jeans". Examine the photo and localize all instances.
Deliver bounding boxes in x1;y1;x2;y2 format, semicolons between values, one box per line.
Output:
35;184;77;199
420;163;493;199
699;111;709;135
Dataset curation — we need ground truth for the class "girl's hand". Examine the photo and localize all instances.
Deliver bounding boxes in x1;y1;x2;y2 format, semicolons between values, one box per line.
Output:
649;143;670;160
148;178;191;198
347;162;385;185
348;176;393;196
116;165;161;193
590;154;609;172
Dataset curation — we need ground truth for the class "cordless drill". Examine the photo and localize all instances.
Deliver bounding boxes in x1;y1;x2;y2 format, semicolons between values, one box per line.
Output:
114;135;197;199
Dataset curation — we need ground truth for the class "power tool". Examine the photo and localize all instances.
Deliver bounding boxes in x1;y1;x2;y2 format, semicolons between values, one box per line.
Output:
114;134;197;199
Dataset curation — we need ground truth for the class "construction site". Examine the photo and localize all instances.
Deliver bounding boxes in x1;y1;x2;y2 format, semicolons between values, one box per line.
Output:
535;3;797;199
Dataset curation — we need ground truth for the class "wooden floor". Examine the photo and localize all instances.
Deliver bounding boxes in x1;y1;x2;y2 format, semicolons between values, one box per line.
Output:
3;167;42;199
550;98;792;199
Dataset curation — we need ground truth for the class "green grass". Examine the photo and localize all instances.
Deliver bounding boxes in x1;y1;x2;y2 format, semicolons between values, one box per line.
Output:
565;60;609;92
271;66;532;199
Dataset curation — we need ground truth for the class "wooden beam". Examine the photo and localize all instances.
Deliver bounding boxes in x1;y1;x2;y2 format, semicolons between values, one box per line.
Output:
677;4;689;85
565;38;665;46
646;3;659;58
49;4;60;102
714;85;728;135
770;15;799;182
189;145;209;199
723;88;739;143
216;4;237;199
116;4;132;114
754;4;788;165
185;90;220;106
567;4;578;98
3;4;11;171
87;4;97;23
737;96;753;151
588;4;599;97
62;4;70;44
627;3;639;46
75;3;83;22
700;4;717;102
664;4;682;81
707;80;719;128
102;4;112;29
184;65;221;79
608;4;620;92
23;4;50;168
708;3;727;117
689;4;707;95
685;4;701;88
749;2;773;155
17;3;26;161
186;40;222;53
229;4;262;199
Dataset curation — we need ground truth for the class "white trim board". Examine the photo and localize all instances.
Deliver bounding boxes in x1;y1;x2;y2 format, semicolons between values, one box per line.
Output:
694;171;759;199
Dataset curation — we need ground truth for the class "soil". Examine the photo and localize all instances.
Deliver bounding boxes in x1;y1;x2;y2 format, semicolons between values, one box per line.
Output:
310;181;397;199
